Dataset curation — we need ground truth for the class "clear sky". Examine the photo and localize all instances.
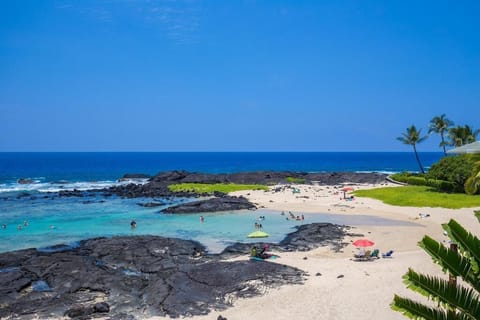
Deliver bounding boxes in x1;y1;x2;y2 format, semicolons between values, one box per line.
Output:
1;0;479;152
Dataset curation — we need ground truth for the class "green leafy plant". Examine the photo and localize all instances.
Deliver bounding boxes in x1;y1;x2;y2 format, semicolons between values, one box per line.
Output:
464;159;480;195
392;212;480;319
427;155;476;193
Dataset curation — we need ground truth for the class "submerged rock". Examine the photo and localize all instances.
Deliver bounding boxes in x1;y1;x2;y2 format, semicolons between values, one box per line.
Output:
17;178;34;184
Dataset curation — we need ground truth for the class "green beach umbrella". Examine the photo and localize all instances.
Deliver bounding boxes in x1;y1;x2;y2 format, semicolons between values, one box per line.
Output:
247;230;269;238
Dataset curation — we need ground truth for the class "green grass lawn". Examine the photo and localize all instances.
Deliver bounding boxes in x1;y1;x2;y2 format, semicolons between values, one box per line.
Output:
168;183;269;194
285;177;306;184
354;186;480;209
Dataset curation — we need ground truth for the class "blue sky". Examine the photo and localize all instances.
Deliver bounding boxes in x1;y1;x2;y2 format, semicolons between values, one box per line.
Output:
1;0;479;152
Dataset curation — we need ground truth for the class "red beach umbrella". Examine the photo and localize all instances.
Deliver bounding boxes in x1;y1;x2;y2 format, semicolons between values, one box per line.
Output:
341;186;354;199
353;239;375;247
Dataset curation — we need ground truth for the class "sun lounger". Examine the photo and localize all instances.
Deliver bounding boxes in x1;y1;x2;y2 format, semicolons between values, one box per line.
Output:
382;250;394;258
353;249;380;261
369;249;380;260
353;250;371;261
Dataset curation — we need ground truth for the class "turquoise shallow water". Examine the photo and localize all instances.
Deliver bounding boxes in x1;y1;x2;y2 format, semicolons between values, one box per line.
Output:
0;193;416;253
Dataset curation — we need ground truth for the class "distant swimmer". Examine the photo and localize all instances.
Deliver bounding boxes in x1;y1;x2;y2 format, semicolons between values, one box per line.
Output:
17;225;22;231
23;220;28;227
130;220;137;229
200;216;205;223
1;224;6;229
49;225;56;229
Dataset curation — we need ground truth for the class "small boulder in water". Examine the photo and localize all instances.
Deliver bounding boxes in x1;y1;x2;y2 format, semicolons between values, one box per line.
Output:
18;178;34;184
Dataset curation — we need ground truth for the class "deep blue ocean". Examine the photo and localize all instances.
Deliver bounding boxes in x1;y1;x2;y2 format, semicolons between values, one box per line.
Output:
0;152;442;189
0;152;439;253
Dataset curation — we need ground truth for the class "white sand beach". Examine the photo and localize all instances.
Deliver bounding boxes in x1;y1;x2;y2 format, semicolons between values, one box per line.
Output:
174;183;480;320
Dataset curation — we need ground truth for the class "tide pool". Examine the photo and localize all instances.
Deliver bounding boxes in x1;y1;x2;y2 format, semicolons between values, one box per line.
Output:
0;192;415;253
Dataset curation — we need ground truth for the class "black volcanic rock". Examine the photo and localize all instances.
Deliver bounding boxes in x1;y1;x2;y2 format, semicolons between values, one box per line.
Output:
17;178;34;184
162;196;256;213
118;173;151;182
0;230;318;319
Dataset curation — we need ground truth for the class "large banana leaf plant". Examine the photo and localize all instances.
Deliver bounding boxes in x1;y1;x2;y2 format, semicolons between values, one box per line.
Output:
392;212;480;319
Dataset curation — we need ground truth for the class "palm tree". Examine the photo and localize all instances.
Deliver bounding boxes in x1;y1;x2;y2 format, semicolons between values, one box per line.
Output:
397;125;428;174
429;114;454;156
449;125;480;147
392;213;480;319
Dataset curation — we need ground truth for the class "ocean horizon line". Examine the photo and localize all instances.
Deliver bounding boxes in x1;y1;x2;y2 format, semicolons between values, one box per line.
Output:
0;151;444;154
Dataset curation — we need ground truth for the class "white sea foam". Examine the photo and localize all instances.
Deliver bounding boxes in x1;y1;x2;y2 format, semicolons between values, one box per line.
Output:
355;170;399;175
0;179;148;194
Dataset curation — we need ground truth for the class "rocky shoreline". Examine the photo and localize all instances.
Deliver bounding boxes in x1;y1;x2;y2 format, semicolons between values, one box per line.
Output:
106;170;388;199
53;171;388;214
0;223;359;319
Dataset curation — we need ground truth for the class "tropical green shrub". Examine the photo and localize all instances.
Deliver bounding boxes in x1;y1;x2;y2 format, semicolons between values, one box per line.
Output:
427;155;475;193
465;164;480;195
390;172;415;183
390;173;455;192
405;176;428;186
430;180;456;193
392;213;480;319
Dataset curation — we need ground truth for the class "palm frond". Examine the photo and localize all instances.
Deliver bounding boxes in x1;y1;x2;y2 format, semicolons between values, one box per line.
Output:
392;295;448;320
475;211;480;224
392;295;473;320
419;236;475;286
443;220;480;278
403;269;480;319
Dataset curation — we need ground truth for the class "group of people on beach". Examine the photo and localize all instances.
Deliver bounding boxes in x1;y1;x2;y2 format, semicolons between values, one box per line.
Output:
250;244;271;259
281;211;304;221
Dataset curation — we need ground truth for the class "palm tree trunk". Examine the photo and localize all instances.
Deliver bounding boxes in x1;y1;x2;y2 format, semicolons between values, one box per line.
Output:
441;134;447;156
413;144;425;174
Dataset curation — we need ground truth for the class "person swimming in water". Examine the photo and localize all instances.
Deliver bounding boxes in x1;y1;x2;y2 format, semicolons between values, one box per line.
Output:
130;220;137;229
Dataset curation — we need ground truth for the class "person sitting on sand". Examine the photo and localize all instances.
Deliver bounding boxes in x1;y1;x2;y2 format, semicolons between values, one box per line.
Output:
257;244;270;259
251;246;258;257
